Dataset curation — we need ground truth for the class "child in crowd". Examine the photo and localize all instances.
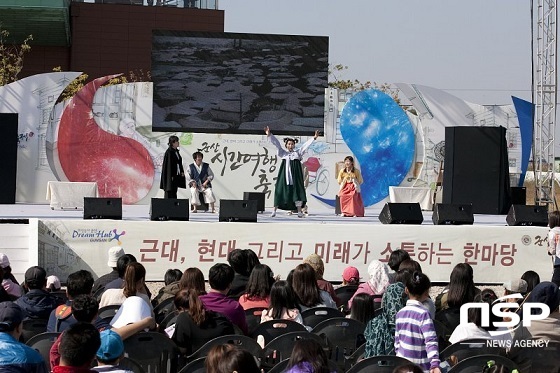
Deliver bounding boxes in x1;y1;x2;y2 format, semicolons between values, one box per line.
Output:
395;272;440;373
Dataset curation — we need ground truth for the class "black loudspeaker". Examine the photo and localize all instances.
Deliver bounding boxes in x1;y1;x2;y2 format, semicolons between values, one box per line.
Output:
443;127;510;214
432;203;474;225
219;199;258;222
0;114;18;204
506;205;548;226
243;192;266;213
83;198;122;220
511;187;526;205
379;203;423;224
150;198;189;221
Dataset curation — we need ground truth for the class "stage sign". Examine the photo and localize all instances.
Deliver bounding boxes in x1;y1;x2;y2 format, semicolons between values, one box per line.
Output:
35;220;551;284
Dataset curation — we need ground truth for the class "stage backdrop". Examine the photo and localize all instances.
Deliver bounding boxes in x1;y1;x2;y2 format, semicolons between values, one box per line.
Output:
34;219;551;284
1;73;527;211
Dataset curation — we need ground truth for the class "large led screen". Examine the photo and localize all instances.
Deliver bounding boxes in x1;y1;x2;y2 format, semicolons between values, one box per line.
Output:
152;31;329;135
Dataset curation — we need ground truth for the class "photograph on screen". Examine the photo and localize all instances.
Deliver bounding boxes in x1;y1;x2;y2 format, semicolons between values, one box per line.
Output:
151;31;329;135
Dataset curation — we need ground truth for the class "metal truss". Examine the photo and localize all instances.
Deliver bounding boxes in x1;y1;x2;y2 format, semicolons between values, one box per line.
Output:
533;0;558;207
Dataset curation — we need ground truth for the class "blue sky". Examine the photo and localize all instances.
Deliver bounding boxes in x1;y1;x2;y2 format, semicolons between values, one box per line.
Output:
220;0;532;106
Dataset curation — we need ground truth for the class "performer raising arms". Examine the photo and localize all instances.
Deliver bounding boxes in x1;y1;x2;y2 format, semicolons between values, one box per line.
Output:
265;126;319;218
160;135;186;199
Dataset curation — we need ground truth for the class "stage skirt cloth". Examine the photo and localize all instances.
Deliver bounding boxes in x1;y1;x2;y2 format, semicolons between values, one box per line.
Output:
339;182;365;217
274;159;307;211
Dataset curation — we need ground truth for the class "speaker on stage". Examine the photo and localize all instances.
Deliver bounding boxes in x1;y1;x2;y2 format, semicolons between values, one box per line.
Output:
443;126;510;214
379;203;423;224
506;205;548;226
432;203;474;225
219;199;258;222
243;192;265;213
511;187;526;205
0;113;18;204
150;198;189;221
83;198;122;220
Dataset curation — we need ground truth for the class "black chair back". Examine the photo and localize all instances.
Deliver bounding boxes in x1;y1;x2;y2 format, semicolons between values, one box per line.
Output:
301;307;344;329
158;310;179;333
448;354;518;373
250;319;307;347
178;356;206;373
26;332;61;372
263;331;327;367
123;331;180;373
335;285;358;310
346;355;413;373
117;356;146;373
153;297;176;324
187;334;263;362
21;318;48;343
440;338;506;365
245;307;267;336
98;304;121;323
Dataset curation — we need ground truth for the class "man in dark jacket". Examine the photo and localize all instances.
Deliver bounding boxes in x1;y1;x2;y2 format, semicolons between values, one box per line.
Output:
16;266;63;320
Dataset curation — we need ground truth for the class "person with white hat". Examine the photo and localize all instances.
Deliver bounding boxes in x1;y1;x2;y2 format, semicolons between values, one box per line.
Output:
91;246;125;296
0;254;22;299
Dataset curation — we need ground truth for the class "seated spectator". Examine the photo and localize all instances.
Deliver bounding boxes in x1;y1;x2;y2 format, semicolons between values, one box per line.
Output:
227;249;259;299
448;289;498;344
152;268;182;308
172;289;234;356
0;253;22;299
91;246;125;296
179;267;207;295
100;263;151;309
0;267;13;303
200;263;248;334
261;280;304;325
285;339;331;373
435;263;479;312
503;278;528;305
16;266;64;320
52;322;101;373
364;282;406;358
47;275;62;292
348;293;376;324
340;266;360;287
205;344;235;373
291;263;336;312
92;329;129;372
50;295;154;369
238;264;274;310
47;270;110;333
509;281;560;362
348;260;390;309
304;253;340;306
0;302;46;372
388;249;411;273
521;270;540;293
206;345;260;373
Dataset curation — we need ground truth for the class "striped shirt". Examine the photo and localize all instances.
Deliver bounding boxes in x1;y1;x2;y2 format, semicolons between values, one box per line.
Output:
395;299;440;372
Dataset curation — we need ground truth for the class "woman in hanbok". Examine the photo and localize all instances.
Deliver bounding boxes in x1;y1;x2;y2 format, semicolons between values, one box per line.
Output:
337;156;365;217
265;126;319;218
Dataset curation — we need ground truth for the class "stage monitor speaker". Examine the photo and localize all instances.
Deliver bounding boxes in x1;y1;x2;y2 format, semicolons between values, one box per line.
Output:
511;187;526;205
0;113;18;204
442;126;510;214
432;203;474;225
150;198;189;221
83;197;122;220
506;205;548;226
219;199;258;222
379;203;423;224
243;192;266;213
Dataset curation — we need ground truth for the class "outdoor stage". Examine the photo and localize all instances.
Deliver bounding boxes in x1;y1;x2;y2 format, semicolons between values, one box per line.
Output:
0;203;552;286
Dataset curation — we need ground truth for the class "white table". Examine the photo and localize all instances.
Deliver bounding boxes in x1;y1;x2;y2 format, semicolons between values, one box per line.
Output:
46;181;98;210
389;186;433;210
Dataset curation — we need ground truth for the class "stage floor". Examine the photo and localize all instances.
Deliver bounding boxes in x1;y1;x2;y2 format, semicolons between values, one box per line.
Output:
0;203;509;226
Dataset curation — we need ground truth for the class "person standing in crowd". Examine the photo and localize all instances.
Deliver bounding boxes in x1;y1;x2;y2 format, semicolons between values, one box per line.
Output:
16;266;64;320
186;151;217;213
547;211;560;286
160;135;185;199
265;126;319;218
0;302;46;372
395;272;440;373
337;155;365;217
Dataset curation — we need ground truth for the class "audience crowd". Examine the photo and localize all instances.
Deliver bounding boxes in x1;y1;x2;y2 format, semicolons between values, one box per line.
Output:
0;239;557;373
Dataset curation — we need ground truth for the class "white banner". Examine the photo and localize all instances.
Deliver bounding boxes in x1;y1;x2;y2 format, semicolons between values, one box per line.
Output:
37;220;552;284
